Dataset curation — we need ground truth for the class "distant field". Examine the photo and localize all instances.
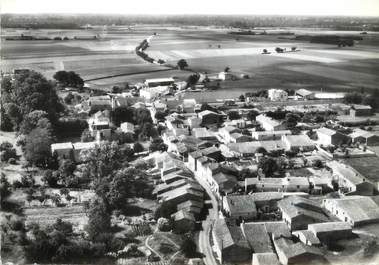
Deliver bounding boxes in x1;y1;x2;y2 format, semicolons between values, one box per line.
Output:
2;25;379;90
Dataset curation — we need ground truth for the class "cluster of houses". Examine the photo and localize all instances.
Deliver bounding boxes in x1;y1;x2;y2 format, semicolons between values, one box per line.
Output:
212;192;379;264
47;73;379;265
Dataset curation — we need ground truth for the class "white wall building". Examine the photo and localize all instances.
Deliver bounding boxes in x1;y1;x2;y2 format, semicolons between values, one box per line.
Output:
268;89;288;101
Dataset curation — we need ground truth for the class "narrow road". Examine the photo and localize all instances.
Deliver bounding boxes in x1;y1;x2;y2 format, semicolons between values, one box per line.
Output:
145;235;164;260
193;171;219;265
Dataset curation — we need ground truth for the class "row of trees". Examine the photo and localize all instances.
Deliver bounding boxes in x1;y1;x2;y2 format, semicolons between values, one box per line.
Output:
344;91;379;110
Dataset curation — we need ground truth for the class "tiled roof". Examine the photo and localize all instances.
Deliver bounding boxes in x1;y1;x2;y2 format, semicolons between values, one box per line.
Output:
224;195;257;216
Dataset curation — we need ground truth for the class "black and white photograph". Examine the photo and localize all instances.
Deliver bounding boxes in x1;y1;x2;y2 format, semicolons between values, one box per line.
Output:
1;1;379;265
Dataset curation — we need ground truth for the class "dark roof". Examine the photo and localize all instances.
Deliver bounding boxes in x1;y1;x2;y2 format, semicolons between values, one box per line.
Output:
273;236;324;261
224;195;257;216
344;157;379;183
214;218;249;250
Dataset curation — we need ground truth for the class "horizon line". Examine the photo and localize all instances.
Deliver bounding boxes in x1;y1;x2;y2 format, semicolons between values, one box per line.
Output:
2;13;379;18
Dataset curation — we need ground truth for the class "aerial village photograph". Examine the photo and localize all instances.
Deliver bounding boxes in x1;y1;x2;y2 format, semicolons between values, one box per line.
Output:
1;0;379;265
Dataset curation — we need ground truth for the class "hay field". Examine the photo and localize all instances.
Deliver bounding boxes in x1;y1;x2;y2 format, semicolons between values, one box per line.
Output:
2;25;379;91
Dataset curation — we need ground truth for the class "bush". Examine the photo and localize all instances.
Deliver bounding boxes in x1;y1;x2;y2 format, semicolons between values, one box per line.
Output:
154;201;177;219
0;141;17;162
133;142;144;153
180;237;197;258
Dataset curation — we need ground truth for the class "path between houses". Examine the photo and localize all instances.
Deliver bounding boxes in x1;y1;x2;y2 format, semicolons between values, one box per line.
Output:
145;235;164;260
193;169;219;265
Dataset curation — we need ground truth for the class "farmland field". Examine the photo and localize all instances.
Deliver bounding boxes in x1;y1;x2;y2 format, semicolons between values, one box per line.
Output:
2;25;379;93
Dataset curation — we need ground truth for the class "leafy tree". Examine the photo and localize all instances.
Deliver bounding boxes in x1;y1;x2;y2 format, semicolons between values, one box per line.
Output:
25;187;35;206
103;168;150;210
59;159;76;179
111;106;134;127
139;122;158;140
177;59;188;70
0;173;12;209
51;218;73;236
80;142;123;181
247;110;259;121
149;138;167;152
258;157;280;177
111;131;135;144
285;113;301;129
3;103;23;130
0;104;13;131
86;199;111;241
154;111;167;121
200;103;217;112
239;94;245;102
24;127;55;168
363;91;379;110
21;174;35;188
81;128;95;142
228;111;241;120
53;71;84;88
19;110;51;135
133;142;144;153
50;194;61;206
42;169;60;188
1;71;63;129
0;141;17;162
186;73;200;88
180;237;197;258
154;201;177;219
343;92;363;104
256;147;267;155
133;108;152;125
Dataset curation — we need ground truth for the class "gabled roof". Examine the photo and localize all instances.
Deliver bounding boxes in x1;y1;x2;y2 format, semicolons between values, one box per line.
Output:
220;126;240;134
224;195;257;216
349;128;376;139
252;253;280;265
241;221;291;253
230;133;251;141
324;196;379;224
273;236;323;260
278;196;328;221
308;222;352;233
352;104;372;110
296;89;314;97
292;230;321;245
198;110;219;118
256;114;281;127
72;141;97;150
51;142;73;150
177;199;204;210
214;218;249;250
251;192;284;202
316;127;337;136
212;172;238;186
171;209;195;221
327;160;364;185
283;135;314;147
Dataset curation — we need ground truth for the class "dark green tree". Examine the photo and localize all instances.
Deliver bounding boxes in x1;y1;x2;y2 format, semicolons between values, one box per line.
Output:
24;127;55;168
177;59;188;70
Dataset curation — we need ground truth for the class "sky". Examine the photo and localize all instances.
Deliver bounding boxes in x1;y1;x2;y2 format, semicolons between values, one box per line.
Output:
1;0;379;16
